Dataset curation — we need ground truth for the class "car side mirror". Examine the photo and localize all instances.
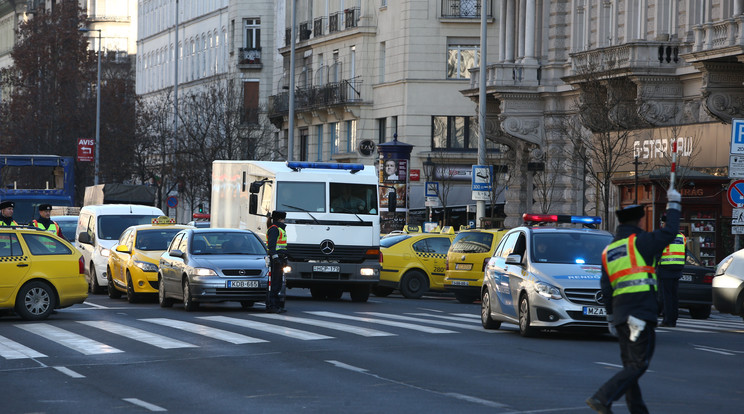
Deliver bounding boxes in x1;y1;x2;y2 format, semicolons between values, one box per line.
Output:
115;245;130;254
78;232;91;244
249;193;258;215
169;249;184;258
505;254;522;265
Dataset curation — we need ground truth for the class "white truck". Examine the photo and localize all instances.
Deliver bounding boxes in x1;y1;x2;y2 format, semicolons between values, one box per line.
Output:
211;161;383;302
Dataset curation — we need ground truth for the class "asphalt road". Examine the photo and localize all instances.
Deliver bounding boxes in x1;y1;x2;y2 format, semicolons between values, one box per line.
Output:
1;290;742;414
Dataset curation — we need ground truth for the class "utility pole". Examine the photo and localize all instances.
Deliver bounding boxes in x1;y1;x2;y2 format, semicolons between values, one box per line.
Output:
633;155;643;204
476;0;488;227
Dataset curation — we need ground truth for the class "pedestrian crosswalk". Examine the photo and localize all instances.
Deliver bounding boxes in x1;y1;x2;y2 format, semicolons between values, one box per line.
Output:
0;310;741;361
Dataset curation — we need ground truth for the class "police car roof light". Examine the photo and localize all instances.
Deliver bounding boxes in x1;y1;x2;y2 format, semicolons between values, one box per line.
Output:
286;161;364;173
570;215;602;225
522;213;602;225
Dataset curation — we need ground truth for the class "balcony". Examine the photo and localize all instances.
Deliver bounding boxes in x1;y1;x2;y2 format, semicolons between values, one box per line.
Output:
344;7;359;29
299;22;311;41
441;0;492;19
268;79;364;118
314;17;325;38
685;17;744;62
329;13;340;34
238;47;261;65
569;41;680;76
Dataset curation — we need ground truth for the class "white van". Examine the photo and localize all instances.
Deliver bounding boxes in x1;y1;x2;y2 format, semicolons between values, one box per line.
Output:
75;204;165;293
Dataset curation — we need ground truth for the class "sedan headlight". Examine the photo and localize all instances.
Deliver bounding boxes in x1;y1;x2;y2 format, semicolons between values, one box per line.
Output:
534;282;562;300
193;268;218;277
134;261;158;272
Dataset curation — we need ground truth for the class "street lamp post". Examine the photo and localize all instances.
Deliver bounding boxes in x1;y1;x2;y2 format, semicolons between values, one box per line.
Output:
79;28;102;185
423;155;435;223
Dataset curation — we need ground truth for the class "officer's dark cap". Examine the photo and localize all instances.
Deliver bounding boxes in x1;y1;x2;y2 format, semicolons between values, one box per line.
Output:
271;210;286;221
615;205;645;223
39;204;53;212
0;201;14;210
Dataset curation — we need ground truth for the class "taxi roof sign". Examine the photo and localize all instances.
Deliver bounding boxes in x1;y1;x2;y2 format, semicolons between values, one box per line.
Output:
152;216;176;225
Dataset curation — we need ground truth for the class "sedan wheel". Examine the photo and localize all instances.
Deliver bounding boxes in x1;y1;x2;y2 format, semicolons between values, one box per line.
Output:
519;294;537;337
182;279;199;312
481;290;501;330
15;281;56;321
158;278;174;308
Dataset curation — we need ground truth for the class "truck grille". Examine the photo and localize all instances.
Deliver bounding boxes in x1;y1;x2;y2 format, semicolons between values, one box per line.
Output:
564;288;603;306
287;244;370;263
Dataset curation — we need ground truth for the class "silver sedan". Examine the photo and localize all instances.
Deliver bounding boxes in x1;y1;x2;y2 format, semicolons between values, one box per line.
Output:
158;228;269;311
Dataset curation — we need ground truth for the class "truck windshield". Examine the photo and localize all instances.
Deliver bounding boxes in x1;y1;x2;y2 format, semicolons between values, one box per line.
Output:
329;183;378;215
98;215;162;240
276;182;325;212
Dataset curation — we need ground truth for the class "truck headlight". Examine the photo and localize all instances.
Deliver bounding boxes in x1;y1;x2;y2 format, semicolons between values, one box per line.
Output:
282;266;292;274
534;282;562;300
134;261;158;272
360;268;377;276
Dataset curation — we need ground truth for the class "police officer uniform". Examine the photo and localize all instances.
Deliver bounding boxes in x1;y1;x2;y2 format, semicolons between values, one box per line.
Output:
266;210;287;313
587;189;681;414
32;204;63;238
657;214;686;327
0;201;18;226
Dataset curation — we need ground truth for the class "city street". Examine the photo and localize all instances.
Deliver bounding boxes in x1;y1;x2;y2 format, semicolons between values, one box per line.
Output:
1;291;742;414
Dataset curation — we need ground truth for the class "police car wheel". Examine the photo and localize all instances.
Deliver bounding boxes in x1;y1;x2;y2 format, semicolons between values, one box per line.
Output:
15;281;56;321
481;290;501;330
518;294;537;337
400;270;428;299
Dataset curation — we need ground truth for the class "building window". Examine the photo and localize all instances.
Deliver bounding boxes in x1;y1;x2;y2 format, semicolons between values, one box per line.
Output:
378;118;387;144
447;43;479;79
432;116;477;150
379;42;386;83
243;81;259;124
244;18;261;49
300;128;309;161
346;120;357;153
316;125;324;161
330;122;339;155
391;116;398;138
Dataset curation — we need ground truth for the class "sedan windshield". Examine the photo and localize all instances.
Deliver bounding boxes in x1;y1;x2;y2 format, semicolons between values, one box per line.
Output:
135;229;182;251
531;232;612;265
190;232;266;255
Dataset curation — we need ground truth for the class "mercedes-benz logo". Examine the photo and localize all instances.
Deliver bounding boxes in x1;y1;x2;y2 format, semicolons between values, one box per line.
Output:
595;290;605;305
239;269;246;276
320;239;335;255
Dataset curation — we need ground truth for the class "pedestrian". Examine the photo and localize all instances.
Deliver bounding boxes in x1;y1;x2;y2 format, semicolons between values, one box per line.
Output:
586;187;681;414
266;210;287;313
656;214;686;327
0;201;18;226
31;204;64;238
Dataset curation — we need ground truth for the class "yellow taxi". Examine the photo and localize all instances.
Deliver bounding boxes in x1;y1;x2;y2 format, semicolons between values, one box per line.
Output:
375;230;455;299
107;217;192;303
0;226;87;320
444;228;510;303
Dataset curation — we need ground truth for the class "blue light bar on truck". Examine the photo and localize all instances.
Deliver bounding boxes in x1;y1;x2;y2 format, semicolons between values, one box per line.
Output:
522;213;602;225
286;161;364;173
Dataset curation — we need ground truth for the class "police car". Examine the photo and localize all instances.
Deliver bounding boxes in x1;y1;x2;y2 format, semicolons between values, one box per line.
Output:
480;214;613;337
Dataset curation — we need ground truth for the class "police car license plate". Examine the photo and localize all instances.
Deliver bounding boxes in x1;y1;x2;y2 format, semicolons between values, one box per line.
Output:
583;306;606;316
313;265;340;273
455;263;473;270
228;280;259;288
680;274;692;282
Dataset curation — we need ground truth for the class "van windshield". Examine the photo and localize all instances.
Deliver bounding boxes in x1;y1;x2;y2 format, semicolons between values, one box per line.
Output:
276;182;326;212
329;183;378;215
98;215;161;240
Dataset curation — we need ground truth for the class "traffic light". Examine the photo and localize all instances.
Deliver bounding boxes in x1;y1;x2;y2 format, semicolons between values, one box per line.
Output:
198;203;204;213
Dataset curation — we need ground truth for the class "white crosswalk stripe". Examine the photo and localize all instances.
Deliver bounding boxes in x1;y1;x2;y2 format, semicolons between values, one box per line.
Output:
140;318;268;344
253;313;396;337
0;334;47;360
306;311;456;333
199;315;334;340
16;323;123;355
407;313;484;324
360;312;496;332
78;321;198;349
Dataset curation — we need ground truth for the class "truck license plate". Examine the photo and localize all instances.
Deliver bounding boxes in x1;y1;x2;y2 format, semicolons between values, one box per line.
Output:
313;265;340;272
228;280;259;288
583;306;606;316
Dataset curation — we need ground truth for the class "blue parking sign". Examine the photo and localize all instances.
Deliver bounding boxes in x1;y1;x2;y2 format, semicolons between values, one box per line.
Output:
731;119;744;154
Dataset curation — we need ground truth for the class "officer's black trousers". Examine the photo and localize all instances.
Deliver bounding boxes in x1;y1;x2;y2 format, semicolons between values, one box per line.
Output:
658;277;679;325
267;259;284;310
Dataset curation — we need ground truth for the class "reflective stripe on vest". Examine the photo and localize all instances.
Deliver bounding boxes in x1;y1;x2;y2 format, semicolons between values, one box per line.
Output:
0;220;18;226
32;220;59;235
602;233;656;297
267;225;287;250
659;233;686;266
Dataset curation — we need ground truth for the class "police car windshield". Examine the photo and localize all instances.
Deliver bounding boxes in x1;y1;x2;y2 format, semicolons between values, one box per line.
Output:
531;232;612;265
135;229;182;251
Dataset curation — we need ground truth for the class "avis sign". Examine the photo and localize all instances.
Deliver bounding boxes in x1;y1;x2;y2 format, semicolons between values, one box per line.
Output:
77;138;94;162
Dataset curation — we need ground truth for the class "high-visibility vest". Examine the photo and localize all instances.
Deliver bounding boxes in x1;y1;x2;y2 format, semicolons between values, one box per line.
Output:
267;225;287;250
0;218;18;226
602;233;657;297
659;233;686;266
32;220;60;236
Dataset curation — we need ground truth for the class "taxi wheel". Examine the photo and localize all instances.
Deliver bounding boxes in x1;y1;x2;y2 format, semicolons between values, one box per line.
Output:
182;279;199;312
350;286;370;302
15;281;56;321
372;286;394;297
89;267;104;294
519;294;537;337
481;290;501;330
126;272;139;304
400;270;428;299
107;269;122;299
158;278;174;308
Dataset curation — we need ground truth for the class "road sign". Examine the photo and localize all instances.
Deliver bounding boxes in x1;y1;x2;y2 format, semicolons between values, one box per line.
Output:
77;138;94;162
732;226;744;235
409;169;420;181
727;180;744;207
425;197;441;207
731;119;744;154
729;155;744;178
425;181;439;197
472;190;490;201
734;208;744;225
166;196;178;208
472;165;493;191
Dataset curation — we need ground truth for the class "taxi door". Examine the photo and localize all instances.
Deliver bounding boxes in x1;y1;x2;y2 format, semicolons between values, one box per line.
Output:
109;229;133;289
412;236;452;290
0;233;29;302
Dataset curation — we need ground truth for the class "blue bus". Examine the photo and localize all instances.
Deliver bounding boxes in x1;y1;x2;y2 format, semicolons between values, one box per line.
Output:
0;155;75;224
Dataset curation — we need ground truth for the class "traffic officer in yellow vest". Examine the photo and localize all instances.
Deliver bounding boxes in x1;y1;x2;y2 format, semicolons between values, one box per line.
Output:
656;214;686;327
0;201;18;226
32;204;63;238
266;210;287;313
586;187;681;414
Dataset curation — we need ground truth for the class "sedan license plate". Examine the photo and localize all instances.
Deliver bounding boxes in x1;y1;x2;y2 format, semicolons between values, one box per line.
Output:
228;280;259;288
680;274;693;282
583;306;606;316
455;263;473;270
313;265;340;273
